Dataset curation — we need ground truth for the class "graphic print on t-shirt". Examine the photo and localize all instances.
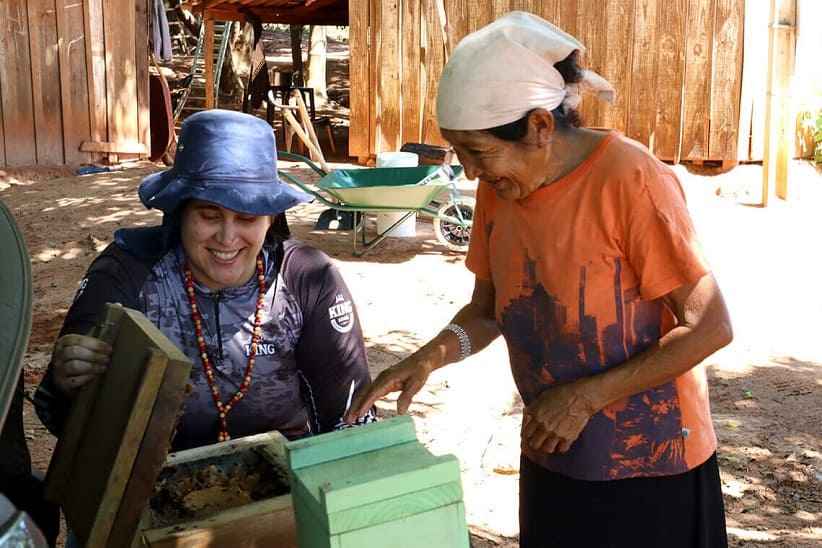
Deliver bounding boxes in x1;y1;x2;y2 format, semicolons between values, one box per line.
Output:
501;255;687;479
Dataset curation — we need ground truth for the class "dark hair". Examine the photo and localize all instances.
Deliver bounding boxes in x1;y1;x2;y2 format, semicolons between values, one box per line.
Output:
487;51;585;141
265;213;291;242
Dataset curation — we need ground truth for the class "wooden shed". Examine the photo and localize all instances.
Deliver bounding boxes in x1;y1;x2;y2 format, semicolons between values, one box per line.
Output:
0;0;348;169
1;0;819;170
0;0;150;168
348;0;820;166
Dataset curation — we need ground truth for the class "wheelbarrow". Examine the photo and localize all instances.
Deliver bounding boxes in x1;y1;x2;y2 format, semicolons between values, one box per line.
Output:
277;151;474;257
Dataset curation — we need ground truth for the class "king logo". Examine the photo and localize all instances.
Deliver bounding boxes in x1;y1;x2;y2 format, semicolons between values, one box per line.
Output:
245;341;277;356
328;298;354;333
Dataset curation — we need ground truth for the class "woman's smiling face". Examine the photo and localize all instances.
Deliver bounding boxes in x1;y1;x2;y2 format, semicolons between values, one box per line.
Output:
180;200;272;291
441;112;555;201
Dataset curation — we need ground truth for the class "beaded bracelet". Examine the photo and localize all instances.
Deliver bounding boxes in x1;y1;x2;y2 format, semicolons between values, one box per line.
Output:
442;323;472;361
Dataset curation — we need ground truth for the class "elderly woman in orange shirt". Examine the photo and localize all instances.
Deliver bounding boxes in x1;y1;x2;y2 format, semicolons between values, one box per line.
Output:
346;11;732;548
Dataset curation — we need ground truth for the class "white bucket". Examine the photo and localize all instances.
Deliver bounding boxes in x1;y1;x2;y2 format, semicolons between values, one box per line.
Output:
376;151;419;167
376;152;419;237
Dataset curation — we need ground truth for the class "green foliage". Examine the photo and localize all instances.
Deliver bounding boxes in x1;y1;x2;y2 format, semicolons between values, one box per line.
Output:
799;93;822;164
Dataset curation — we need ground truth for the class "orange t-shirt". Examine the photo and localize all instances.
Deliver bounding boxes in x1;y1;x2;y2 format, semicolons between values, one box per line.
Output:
466;132;716;481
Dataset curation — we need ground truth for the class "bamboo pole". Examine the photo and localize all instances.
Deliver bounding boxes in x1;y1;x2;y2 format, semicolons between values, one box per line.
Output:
761;0;796;205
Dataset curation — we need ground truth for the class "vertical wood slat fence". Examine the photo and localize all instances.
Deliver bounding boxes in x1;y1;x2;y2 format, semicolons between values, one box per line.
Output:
3;1;817;170
0;0;149;169
349;0;785;165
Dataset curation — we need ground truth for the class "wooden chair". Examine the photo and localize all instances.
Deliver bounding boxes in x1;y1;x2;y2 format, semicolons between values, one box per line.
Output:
270;73;336;155
241;29;334;167
277;89;331;172
293;86;336;155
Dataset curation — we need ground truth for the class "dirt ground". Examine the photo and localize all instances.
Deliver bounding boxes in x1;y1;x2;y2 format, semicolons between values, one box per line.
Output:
1;29;821;548
3;151;821;548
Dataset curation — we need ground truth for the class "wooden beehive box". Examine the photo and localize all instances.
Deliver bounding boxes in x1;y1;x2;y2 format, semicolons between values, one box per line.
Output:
43;304;299;547
134;431;298;547
285;415;469;548
44;304;194;547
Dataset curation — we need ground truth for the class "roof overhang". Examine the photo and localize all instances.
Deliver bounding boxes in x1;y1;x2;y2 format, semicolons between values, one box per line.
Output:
182;0;348;26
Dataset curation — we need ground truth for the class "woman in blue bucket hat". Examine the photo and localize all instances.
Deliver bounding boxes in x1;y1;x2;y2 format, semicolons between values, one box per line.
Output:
35;110;375;453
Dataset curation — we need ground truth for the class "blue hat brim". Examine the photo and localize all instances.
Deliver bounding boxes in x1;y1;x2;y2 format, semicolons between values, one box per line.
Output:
139;170;313;216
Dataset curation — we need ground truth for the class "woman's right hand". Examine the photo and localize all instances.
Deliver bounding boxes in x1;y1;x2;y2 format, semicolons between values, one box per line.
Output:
344;279;498;424
343;356;435;424
52;334;112;395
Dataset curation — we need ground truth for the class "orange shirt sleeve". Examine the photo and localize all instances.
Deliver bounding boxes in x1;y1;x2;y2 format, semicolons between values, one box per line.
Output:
622;165;710;301
465;182;493;282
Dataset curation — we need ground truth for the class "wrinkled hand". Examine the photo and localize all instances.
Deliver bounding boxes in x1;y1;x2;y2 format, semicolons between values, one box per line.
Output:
343;356;434;424
522;381;598;454
52;334;112;395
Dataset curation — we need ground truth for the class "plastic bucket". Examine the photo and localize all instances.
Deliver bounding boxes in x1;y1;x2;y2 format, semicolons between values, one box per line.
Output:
375;152;419;237
376;151;419;167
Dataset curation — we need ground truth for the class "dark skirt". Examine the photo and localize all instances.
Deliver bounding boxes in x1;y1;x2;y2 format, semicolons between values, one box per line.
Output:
519;453;728;548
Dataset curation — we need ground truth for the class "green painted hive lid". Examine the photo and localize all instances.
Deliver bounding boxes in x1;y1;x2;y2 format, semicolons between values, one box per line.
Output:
285;416;464;533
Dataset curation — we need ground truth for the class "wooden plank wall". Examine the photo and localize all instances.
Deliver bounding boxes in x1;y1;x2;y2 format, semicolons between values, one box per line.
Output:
0;0;150;168
0;0;38;167
352;0;794;164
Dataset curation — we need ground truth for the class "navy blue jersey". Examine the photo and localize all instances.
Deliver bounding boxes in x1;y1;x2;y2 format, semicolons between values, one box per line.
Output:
35;236;374;450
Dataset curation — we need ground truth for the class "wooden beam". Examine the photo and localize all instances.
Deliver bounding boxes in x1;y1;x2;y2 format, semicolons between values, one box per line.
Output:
182;1;349;26
0;0;37;167
761;0;796;205
84;0;108;146
135;0;151;161
56;0;93;165
654;0;688;163
348;0;369;159
28;0;65;165
103;0;137;160
709;0;744;161
681;0;714;161
200;6;348;25
80;141;149;154
376;0;400;153
627;0;660;148
204;17;216;110
419;0;447;148
401;0;422;144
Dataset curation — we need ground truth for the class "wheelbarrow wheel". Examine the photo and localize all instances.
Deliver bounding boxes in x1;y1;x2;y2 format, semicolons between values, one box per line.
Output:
433;197;475;252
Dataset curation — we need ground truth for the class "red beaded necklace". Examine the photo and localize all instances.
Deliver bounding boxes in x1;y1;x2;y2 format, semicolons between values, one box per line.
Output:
184;253;266;442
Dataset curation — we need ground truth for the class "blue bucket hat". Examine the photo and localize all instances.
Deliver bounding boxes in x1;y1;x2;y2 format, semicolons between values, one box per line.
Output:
139;109;312;215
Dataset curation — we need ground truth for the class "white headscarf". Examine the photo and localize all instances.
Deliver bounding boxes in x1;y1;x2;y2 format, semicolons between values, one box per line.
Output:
436;11;616;131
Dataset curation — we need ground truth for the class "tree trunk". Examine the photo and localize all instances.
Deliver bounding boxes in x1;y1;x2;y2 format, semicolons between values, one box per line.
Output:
222;22;254;101
290;25;305;86
306;25;328;101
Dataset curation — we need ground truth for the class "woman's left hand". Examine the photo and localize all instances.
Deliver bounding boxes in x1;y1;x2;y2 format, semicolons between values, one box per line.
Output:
521;381;598;454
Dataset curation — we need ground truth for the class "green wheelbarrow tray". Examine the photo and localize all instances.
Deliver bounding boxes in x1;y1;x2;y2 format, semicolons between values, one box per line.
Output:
315;166;457;211
277;152;474;257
